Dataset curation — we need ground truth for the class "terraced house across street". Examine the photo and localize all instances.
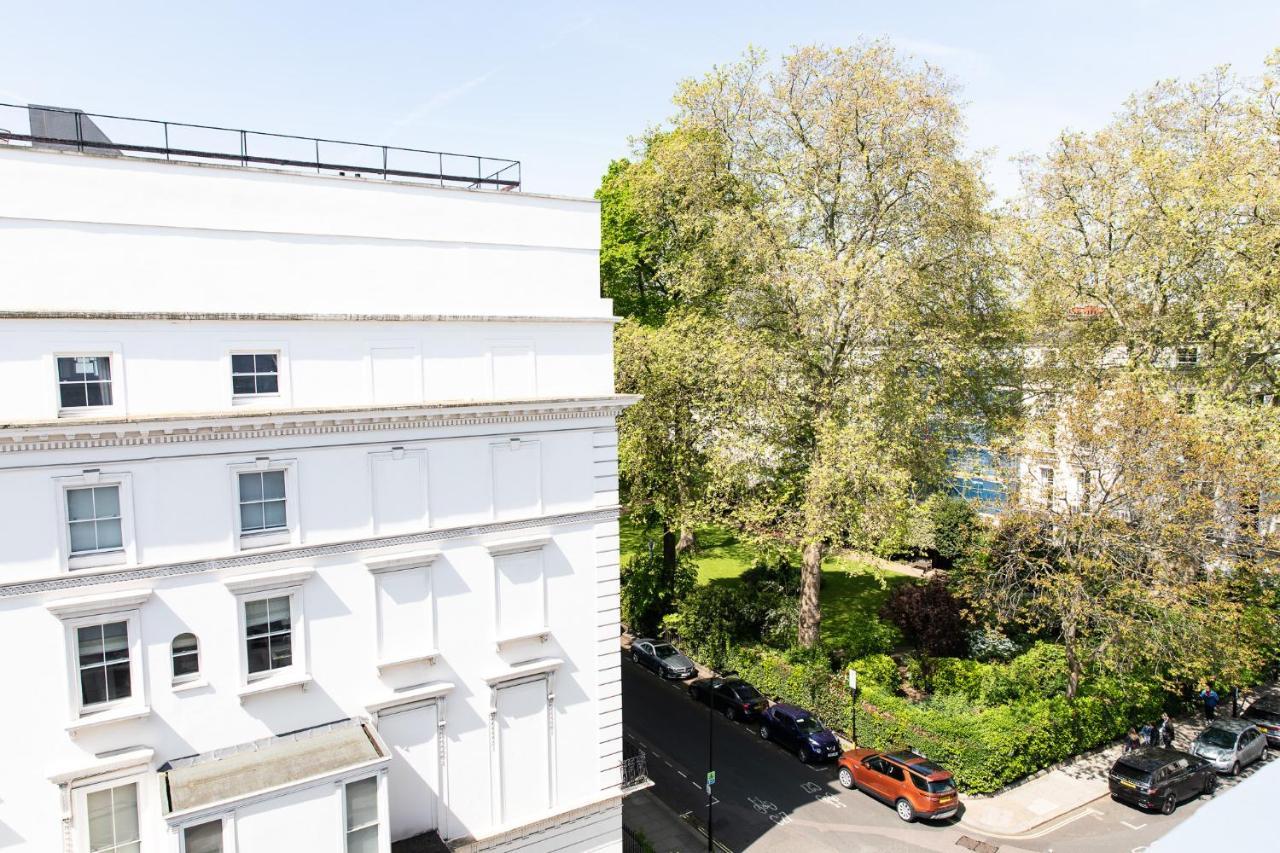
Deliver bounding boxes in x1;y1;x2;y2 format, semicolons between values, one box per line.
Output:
0;107;637;852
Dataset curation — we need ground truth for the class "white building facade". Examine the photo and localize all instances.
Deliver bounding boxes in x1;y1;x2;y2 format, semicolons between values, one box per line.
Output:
0;133;631;852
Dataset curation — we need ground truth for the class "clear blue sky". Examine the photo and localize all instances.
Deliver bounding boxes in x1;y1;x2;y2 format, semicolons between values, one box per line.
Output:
2;1;1278;198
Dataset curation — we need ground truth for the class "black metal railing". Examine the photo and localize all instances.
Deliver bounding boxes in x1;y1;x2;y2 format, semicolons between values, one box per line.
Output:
0;103;520;190
621;751;649;791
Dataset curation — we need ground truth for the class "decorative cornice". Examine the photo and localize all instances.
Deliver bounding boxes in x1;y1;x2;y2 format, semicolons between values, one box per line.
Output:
0;396;637;455
0;309;620;325
1;506;620;599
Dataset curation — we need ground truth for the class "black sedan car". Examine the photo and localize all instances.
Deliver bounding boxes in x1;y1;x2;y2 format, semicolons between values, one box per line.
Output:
1108;747;1216;814
1242;698;1280;748
688;676;768;721
630;638;696;679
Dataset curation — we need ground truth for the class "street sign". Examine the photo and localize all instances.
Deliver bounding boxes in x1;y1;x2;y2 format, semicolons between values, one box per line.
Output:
706;770;716;786
847;668;857;691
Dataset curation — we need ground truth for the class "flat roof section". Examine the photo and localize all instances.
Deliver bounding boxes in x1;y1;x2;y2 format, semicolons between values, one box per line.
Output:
161;719;385;814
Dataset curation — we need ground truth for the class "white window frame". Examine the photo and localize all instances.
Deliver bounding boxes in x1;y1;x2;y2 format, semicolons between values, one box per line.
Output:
1175;345;1200;368
49;592;152;731
52;346;126;419
225;568;314;699
487;537;552;648
1038;465;1055;505
178;815;233;853
340;774;386;853
171;632;202;688
71;773;152;853
56;471;137;571
224;342;290;408
228;458;299;551
365;551;440;671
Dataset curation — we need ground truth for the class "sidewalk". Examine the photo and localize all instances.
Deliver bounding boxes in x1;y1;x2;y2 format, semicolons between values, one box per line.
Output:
623;788;712;853
959;684;1278;837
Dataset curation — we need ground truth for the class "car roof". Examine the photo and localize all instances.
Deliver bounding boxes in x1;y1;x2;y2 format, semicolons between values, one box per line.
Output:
634;638;655;644
884;750;952;780
1201;719;1257;733
1115;747;1193;771
773;703;812;718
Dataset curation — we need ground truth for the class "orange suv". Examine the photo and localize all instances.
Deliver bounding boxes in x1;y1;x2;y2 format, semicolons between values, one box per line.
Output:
836;748;959;822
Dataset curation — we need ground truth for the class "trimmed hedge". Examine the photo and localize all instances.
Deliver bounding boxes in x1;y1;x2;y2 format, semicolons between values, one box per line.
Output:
724;645;1164;794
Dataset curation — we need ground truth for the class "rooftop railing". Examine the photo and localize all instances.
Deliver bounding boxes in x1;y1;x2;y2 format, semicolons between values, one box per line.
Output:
0;103;520;190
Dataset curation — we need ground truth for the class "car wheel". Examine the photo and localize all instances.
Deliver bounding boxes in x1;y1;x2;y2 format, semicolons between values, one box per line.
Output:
1161;793;1176;815
723;706;736;722
759;725;770;740
796;746;809;764
838;767;854;789
1231;761;1240;777
1203;774;1216;796
895;798;916;822
630;651;638;664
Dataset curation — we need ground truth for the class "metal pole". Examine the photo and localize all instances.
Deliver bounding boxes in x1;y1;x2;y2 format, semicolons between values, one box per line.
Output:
707;696;714;852
163;123;170;161
850;687;858;746
382;146;388;180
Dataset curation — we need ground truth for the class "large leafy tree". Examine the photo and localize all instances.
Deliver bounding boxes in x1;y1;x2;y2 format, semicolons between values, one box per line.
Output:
660;43;1018;647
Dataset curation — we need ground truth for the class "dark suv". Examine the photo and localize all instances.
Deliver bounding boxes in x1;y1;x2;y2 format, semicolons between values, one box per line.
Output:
757;703;841;763
1242;699;1280;748
688;676;768;721
1108;747;1216;814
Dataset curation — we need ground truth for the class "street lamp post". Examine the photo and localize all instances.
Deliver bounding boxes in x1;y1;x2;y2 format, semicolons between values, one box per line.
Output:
707;670;735;852
848;668;858;746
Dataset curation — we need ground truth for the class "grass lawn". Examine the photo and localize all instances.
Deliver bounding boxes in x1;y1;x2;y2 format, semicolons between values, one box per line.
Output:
620;515;912;651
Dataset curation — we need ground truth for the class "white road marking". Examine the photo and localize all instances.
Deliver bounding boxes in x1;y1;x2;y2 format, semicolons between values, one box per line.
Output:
965;806;1103;840
677;770;687;778
1121;820;1147;831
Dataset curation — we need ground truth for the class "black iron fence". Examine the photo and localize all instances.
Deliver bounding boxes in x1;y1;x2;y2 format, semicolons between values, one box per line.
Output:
0;103;520;190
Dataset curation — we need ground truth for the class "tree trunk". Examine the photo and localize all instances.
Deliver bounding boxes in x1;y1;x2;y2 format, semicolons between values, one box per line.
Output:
1063;622;1081;700
661;525;678;580
676;527;696;553
798;541;825;648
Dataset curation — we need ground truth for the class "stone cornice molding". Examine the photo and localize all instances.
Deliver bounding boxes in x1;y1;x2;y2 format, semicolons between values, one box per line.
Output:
0;395;638;455
0;309;620;325
1;506;620;599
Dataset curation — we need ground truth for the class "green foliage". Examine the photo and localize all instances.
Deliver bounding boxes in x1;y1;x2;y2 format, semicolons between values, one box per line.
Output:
849;654;899;690
927;494;983;567
620;549;696;637
725;643;1164;793
669;556;801;666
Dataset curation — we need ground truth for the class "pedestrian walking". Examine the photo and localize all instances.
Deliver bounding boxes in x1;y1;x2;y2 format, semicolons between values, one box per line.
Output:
1124;728;1142;753
1158;712;1175;748
1139;721;1154;745
1200;685;1220;720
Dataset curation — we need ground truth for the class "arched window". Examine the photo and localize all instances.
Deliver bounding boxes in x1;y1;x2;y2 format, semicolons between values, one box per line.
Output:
171;633;200;684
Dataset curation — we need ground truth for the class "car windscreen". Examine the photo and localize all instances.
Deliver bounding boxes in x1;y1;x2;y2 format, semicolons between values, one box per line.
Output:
731;684;762;700
653;644;680;659
1198;728;1238;749
1111;762;1152;783
794;716;823;734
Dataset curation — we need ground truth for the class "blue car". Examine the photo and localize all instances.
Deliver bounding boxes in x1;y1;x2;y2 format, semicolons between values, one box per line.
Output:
757;703;841;763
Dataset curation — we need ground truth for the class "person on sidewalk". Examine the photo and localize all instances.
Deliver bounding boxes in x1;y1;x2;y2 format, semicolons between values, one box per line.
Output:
1124;728;1142;753
1200;685;1220;720
1158;712;1175;748
1139;721;1155;745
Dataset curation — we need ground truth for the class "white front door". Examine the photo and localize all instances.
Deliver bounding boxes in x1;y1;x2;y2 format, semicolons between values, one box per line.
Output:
378;702;440;841
497;677;551;825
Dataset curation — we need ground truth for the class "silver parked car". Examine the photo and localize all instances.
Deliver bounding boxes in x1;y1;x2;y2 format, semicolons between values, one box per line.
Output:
1190;719;1267;775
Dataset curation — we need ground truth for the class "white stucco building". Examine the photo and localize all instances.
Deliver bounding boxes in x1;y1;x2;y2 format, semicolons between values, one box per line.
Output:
0;109;635;852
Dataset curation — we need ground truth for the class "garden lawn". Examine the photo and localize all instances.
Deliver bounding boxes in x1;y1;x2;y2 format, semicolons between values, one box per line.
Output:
620;516;912;653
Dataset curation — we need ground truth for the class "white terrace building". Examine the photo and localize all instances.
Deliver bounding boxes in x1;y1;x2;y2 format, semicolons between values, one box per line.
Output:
0;108;634;852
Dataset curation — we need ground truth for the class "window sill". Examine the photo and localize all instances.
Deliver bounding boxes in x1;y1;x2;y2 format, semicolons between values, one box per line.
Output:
67;549;128;571
238;530;292;550
66;705;151;737
57;406;121;419
238;672;312;702
495;629;551;650
171;678;210;694
376;650;440;672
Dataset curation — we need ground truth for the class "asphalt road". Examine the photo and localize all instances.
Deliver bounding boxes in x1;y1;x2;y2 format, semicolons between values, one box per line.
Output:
621;655;1276;853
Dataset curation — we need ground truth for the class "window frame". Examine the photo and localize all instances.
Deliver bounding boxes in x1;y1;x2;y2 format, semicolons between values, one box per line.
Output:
59;606;149;724
55;353;116;412
230;350;282;399
56;471;136;571
228;459;299;551
179;816;229;853
1175;345;1201;368
223;342;290;409
225;570;313;697
365;551;440;670
341;774;383;853
170;633;201;687
488;538;552;647
72;775;147;853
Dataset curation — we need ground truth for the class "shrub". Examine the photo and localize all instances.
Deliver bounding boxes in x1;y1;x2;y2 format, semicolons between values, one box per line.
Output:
979;642;1069;704
927;493;982;567
879;576;968;661
620;549;696;636
966;627;1020;662
849;654;898;690
668;556;799;666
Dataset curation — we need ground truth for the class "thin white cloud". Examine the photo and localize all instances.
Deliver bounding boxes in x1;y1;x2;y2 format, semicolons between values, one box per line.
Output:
895;37;993;77
391;66;504;129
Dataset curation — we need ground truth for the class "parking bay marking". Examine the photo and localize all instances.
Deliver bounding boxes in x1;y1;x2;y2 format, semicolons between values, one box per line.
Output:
1121;821;1147;831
